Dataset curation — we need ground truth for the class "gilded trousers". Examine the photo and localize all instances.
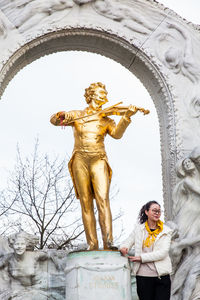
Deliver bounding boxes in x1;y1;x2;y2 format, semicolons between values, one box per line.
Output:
72;151;113;249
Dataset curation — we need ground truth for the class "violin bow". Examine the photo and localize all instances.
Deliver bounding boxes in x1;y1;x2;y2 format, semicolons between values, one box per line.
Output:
62;101;123;125
61;101;149;125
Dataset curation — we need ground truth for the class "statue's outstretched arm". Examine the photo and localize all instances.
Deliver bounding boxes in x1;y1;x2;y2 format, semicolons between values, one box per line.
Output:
50;110;79;126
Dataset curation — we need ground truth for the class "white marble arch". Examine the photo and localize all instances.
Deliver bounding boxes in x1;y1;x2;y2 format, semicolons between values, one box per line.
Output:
0;0;200;221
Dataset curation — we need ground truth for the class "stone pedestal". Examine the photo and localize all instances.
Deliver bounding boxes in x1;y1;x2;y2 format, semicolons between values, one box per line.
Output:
65;250;132;300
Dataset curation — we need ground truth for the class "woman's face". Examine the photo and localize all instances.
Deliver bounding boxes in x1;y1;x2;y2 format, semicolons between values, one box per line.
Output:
145;204;161;223
13;238;27;255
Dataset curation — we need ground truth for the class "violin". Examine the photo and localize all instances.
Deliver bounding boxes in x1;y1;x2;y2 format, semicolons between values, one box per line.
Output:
52;101;150;126
98;101;150;117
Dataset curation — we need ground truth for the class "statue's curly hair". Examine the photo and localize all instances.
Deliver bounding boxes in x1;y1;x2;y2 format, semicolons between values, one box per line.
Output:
138;200;160;224
84;82;107;104
8;231;39;251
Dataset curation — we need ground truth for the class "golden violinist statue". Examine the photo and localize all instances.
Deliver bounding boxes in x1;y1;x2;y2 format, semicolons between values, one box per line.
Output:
50;82;149;250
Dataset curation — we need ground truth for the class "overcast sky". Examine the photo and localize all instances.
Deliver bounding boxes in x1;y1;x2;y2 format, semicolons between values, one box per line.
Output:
0;1;199;242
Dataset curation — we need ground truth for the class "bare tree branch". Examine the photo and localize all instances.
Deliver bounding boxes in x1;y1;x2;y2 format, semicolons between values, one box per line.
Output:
0;140;123;249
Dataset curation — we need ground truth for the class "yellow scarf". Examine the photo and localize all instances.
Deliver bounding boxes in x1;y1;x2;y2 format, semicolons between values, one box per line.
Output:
143;220;163;248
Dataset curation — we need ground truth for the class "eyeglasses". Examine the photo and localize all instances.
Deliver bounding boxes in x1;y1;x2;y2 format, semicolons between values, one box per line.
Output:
151;209;162;215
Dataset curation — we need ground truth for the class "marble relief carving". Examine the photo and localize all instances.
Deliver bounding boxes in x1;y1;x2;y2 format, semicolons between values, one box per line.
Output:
156;23;200;84
93;0;155;34
170;147;200;300
189;95;200;119
186;92;200;140
0;17;7;38
0;231;66;300
0;0;74;33
0;10;16;39
73;0;94;4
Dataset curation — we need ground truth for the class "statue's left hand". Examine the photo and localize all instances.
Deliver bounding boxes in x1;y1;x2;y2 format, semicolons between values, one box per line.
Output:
124;105;138;118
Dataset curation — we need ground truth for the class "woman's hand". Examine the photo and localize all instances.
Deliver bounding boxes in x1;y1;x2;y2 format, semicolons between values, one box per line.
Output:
128;256;141;262
120;247;128;256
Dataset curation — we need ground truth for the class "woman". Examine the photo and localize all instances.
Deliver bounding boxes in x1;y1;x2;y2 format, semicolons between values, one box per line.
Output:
120;201;172;300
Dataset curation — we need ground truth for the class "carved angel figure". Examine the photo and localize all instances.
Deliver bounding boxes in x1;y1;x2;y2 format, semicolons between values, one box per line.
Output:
93;0;154;34
157;23;200;84
173;157;200;225
171;156;200;264
12;0;74;33
171;148;200;300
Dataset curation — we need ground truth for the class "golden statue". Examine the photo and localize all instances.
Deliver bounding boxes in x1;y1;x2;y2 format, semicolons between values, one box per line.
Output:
50;82;149;250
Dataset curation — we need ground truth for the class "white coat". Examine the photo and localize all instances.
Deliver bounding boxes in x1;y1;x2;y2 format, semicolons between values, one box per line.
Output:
120;223;172;277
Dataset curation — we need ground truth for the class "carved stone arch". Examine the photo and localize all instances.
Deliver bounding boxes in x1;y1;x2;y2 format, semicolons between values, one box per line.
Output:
0;0;200;221
0;27;175;218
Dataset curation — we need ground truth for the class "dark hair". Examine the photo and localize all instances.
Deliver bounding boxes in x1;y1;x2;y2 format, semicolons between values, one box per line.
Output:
138;201;160;224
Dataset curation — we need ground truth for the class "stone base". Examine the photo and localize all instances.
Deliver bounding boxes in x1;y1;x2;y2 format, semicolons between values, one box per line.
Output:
65;250;132;300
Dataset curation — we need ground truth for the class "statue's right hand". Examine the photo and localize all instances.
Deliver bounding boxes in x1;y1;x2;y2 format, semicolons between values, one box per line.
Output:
64;112;74;123
56;111;65;120
52;111;75;125
120;247;128;256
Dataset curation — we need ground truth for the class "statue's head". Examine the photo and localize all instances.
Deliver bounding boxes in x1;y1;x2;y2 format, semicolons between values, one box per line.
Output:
182;158;195;173
8;231;39;253
84;82;108;107
176;147;200;177
176;157;195;177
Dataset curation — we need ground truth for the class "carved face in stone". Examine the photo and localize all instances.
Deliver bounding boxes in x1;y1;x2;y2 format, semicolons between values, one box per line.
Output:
182;158;195;172
165;47;181;69
13;237;27;256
